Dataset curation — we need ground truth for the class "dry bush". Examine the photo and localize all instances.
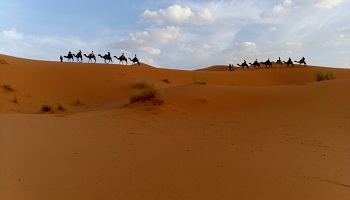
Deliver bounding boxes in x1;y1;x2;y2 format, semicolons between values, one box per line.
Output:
12;95;18;104
316;71;335;81
56;103;68;112
41;104;53;113
129;81;164;105
193;76;207;85
2;84;14;92
162;78;170;83
0;59;8;64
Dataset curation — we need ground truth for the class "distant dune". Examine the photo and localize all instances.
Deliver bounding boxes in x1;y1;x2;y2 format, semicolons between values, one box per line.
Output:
1;54;350;200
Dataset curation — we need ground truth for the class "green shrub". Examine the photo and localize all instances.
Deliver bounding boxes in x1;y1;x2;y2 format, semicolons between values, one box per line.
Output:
129;81;164;105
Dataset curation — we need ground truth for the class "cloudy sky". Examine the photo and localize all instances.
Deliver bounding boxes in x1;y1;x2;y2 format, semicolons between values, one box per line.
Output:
0;0;349;69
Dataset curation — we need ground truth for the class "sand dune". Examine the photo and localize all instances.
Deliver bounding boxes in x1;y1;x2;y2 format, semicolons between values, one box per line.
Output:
1;54;350;200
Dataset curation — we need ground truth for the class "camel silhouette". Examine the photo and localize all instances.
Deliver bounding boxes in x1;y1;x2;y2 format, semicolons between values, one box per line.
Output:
114;56;128;65
276;57;283;65
260;60;272;68
283;60;294;67
128;57;140;65
98;54;113;64
84;54;96;63
64;54;74;62
294;59;307;66
237;62;249;70
73;52;83;62
249;61;260;69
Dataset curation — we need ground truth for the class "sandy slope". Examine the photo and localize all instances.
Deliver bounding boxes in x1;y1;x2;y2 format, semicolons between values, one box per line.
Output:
1;54;350;200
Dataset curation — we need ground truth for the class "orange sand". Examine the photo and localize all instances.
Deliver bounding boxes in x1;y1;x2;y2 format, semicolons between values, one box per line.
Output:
1;54;350;200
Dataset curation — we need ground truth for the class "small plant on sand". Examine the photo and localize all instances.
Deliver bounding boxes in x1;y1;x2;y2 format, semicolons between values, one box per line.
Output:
193;76;207;85
129;80;164;105
3;84;14;91
56;102;68;112
162;78;170;83
12;95;18;104
72;98;83;106
316;71;335;81
0;59;8;64
325;72;335;80
41;104;53;113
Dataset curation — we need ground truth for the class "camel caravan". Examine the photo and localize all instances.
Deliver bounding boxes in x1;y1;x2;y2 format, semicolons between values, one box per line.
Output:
60;50;140;65
229;57;307;71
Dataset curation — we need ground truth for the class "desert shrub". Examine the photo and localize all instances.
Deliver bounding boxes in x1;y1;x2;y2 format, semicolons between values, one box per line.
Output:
129;80;164;104
56;103;68;112
162;78;170;83
12;95;18;104
41;104;53;113
325;72;335;80
0;59;8;64
316;71;335;81
72;98;83;106
3;84;14;91
193;76;207;85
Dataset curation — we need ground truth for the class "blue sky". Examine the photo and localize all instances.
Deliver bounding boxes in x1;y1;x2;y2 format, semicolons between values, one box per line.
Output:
1;0;349;69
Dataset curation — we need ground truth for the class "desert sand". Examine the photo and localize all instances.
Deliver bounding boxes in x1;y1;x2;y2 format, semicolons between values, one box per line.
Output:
1;54;350;200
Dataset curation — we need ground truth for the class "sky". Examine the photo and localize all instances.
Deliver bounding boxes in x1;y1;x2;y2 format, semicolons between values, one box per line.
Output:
0;0;349;70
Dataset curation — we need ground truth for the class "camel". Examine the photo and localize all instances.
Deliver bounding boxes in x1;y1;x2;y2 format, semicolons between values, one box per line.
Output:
237;62;249;70
249;61;260;69
283;60;294;67
294;58;307;66
276;57;283;65
64;54;74;62
84;53;96;63
114;56;128;65
260;60;272;68
128;57;140;65
98;54;113;64
73;52;83;62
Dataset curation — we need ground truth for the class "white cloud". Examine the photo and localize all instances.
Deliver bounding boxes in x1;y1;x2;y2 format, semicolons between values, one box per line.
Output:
315;0;343;9
140;47;161;55
193;43;212;55
273;4;285;13
269;27;277;32
111;26;181;56
142;4;215;25
238;42;258;51
328;25;350;45
1;28;24;40
149;26;181;44
282;41;303;52
130;26;181;44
